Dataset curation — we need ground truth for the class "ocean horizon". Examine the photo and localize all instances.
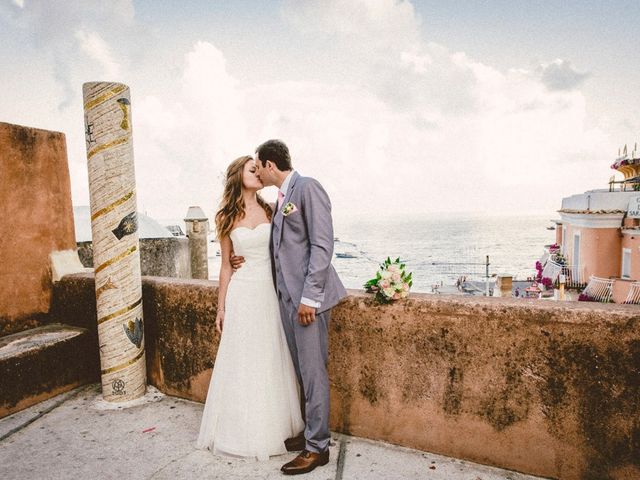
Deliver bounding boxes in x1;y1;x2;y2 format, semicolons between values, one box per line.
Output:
160;212;556;294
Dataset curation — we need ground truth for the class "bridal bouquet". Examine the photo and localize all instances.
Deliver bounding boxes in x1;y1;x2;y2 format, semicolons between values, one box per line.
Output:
364;257;413;304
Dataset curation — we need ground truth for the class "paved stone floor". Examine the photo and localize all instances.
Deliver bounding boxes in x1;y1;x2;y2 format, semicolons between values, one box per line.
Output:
0;385;546;479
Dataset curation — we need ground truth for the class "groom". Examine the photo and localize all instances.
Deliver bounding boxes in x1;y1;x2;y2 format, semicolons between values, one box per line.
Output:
253;139;346;475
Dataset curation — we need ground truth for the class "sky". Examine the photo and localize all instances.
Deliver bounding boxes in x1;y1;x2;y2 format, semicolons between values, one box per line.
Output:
1;0;639;222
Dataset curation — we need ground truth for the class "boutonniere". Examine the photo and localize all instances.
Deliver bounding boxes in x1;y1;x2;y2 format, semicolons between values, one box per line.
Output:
282;202;298;216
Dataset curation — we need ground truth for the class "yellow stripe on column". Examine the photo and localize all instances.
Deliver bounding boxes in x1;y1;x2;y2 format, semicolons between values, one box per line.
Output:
101;348;145;375
94;245;137;274
84;84;127;110
88;136;129;160
97;297;143;325
91;191;134;221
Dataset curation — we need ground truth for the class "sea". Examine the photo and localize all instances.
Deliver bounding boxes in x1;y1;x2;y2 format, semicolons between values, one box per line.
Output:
193;212;556;294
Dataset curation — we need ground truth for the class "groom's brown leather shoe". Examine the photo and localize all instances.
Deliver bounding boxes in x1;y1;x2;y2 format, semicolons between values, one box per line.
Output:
284;433;306;452
281;449;329;475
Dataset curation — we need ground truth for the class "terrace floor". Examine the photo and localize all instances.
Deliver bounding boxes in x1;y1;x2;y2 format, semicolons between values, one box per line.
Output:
0;385;546;480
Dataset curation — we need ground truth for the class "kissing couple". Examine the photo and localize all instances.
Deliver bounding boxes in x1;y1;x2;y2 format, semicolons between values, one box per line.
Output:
196;139;347;475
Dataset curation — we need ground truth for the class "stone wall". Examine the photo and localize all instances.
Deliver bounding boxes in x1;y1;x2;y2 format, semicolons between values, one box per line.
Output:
77;237;191;278
0;122;76;336
51;273;640;480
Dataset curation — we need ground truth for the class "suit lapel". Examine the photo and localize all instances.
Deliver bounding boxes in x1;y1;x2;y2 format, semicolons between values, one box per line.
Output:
273;171;299;246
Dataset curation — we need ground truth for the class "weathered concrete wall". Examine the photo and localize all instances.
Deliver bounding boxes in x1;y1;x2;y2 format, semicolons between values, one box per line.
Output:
77;237;191;278
50;273;640;480
0;324;98;418
0;122;76;336
330;295;640;480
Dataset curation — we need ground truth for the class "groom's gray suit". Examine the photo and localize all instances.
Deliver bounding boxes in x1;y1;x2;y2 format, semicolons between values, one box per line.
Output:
270;171;346;454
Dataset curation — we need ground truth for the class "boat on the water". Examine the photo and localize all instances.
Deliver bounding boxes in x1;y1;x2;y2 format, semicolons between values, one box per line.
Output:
334;239;360;259
336;252;358;259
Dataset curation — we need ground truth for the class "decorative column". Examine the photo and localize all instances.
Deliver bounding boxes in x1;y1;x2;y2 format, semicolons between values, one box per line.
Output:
184;206;209;279
83;82;146;402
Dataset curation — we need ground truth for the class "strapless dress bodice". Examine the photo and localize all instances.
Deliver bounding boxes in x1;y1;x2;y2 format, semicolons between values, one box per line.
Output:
229;223;272;278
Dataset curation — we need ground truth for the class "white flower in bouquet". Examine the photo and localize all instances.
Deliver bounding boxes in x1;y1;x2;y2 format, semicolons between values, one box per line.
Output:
380;270;392;280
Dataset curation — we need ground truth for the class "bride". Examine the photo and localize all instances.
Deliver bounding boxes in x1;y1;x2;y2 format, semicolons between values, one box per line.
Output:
197;155;304;460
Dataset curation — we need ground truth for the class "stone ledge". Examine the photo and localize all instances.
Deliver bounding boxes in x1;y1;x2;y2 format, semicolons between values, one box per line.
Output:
0;323;99;418
0;324;86;360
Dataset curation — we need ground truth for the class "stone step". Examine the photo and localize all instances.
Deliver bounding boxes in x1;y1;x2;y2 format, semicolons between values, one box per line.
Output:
0;323;99;418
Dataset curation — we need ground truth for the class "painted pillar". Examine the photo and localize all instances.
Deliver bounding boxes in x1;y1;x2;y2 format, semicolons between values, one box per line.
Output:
83;82;146;402
555;223;563;246
184;206;209;279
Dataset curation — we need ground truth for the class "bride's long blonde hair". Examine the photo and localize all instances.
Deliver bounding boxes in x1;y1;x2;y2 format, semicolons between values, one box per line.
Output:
215;155;272;240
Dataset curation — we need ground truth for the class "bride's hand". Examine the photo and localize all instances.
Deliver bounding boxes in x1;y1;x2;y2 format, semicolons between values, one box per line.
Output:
215;310;225;334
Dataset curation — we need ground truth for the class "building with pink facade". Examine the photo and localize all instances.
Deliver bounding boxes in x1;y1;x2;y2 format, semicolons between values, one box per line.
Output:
549;144;640;303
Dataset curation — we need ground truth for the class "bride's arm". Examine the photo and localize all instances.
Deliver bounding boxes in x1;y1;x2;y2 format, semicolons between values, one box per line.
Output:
215;235;233;334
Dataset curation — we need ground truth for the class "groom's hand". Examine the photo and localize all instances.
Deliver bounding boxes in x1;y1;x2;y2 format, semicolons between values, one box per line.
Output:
230;254;245;271
298;304;316;326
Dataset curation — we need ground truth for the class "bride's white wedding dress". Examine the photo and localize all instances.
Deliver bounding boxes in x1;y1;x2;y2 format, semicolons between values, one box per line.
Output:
197;223;304;461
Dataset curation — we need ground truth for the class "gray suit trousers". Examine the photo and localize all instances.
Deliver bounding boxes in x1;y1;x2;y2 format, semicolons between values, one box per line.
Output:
278;298;330;454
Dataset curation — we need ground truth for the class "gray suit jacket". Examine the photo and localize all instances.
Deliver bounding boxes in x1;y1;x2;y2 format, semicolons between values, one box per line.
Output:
270;172;347;314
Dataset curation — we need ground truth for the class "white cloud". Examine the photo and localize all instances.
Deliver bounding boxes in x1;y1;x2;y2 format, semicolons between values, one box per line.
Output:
282;0;421;50
75;29;121;78
539;59;590;91
8;0;136;108
133;41;249;219
400;51;432;74
12;0;24;8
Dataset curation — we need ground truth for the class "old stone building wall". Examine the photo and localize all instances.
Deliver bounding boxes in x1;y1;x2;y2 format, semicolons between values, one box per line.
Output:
0;122;76;336
77;237;191;278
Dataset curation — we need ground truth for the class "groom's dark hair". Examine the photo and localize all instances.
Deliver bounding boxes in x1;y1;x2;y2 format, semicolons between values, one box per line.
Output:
256;139;292;171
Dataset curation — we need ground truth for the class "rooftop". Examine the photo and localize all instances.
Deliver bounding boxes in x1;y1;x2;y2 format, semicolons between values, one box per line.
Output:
0;385;543;480
560;189;639;214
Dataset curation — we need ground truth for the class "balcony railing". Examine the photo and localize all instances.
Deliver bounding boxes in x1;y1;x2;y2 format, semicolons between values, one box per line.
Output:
538;250;550;266
561;264;587;288
541;261;586;288
541;260;563;282
582;276;614;303
623;281;640;304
